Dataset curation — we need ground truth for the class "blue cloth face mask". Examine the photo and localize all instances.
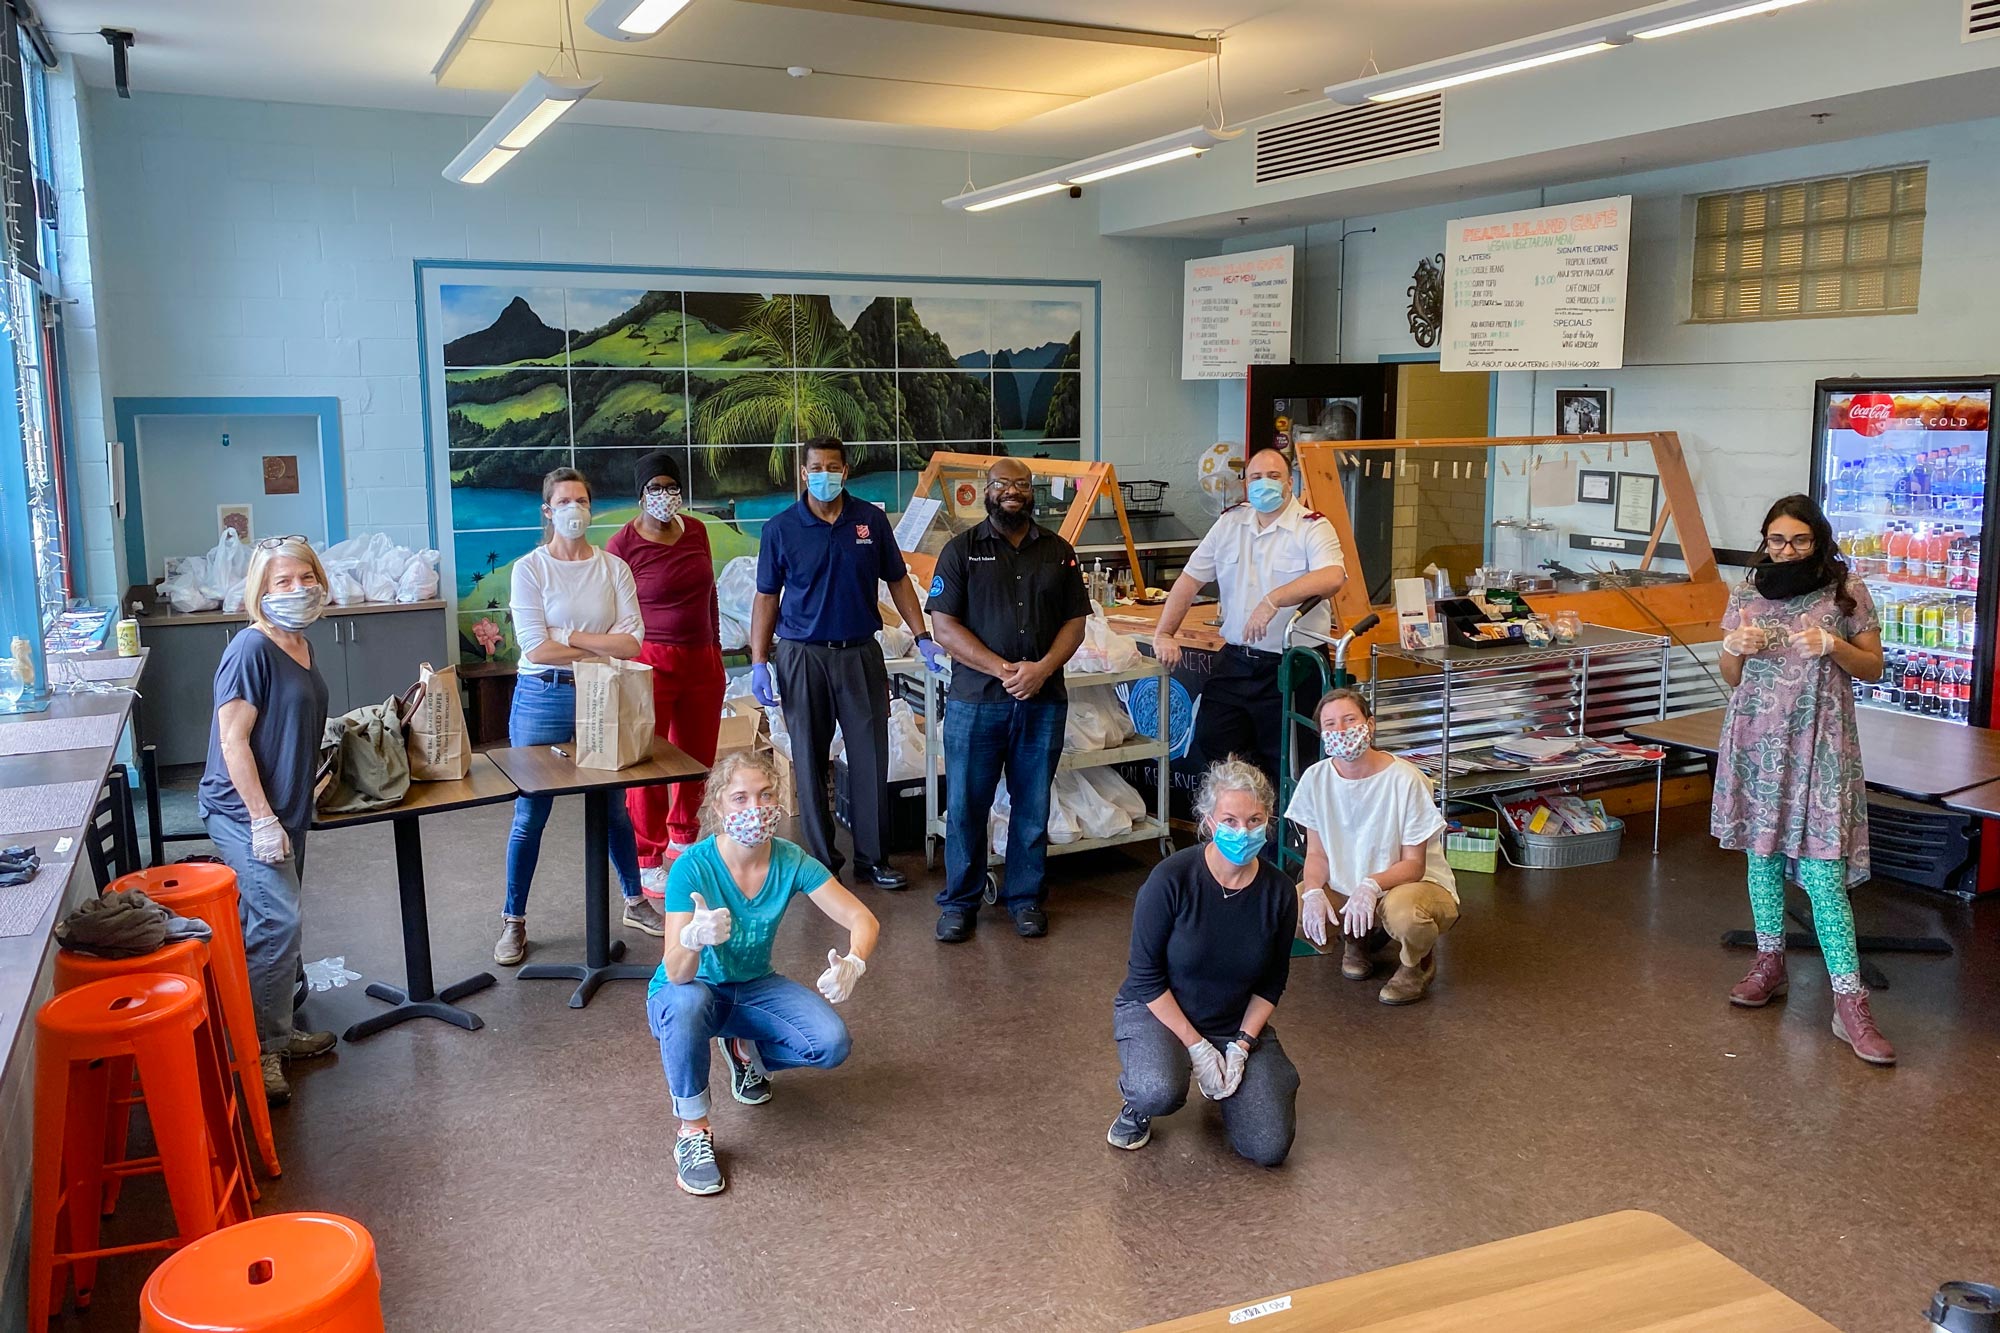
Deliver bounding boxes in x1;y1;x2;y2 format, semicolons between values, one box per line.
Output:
1246;478;1286;513
806;471;845;502
1211;821;1267;866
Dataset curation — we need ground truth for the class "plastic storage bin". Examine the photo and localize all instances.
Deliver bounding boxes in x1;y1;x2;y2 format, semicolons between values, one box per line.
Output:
1444;827;1500;875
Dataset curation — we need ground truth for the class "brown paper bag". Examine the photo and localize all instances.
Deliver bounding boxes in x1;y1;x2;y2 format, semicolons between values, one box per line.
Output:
574;657;655;770
404;662;471;781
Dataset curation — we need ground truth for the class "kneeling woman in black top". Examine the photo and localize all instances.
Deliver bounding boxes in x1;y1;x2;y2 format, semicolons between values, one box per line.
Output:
1109;757;1300;1165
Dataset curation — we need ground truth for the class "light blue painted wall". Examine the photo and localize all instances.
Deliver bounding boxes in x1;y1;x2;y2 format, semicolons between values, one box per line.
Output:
135;413;326;576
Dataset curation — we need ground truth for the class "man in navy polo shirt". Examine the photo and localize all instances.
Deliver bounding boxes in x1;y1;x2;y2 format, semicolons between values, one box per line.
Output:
751;436;942;891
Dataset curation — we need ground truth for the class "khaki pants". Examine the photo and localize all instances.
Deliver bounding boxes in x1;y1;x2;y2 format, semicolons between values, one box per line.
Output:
1330;880;1460;967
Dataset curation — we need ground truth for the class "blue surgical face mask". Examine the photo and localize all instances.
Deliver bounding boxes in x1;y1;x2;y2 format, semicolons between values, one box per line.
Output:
806;471;845;503
1246;477;1286;513
1211;821;1267;866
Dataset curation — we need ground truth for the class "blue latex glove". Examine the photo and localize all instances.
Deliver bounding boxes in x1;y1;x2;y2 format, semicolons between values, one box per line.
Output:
917;635;946;674
750;662;780;708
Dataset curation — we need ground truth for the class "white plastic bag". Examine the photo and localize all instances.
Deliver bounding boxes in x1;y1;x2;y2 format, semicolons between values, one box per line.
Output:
325;562;366;607
201;529;251;609
1055;770;1131;841
716;556;759;627
396;549;441;603
1063;684;1135;752
717;613;750;652
887;700;925;781
1080;767;1147;821
877;624;914;659
1067;611;1140;674
163;555;218;613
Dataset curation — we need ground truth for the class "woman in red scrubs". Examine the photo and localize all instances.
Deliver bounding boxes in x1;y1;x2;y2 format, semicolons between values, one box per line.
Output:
608;450;727;899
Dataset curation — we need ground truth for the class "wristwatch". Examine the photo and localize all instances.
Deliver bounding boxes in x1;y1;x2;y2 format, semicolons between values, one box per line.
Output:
1233;1029;1262;1053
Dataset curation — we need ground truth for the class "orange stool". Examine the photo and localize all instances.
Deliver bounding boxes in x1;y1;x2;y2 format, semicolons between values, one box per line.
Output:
54;940;260;1214
139;1213;385;1333
111;864;282;1178
30;974;254;1325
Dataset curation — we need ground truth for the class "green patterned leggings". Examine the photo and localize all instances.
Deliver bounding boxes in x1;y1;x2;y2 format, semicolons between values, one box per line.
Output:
1746;852;1862;991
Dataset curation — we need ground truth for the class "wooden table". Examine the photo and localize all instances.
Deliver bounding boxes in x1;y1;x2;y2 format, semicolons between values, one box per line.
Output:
1132;1210;1835;1332
311;755;517;1040
1627;705;2000;800
1943;776;2000;820
484;738;707;1009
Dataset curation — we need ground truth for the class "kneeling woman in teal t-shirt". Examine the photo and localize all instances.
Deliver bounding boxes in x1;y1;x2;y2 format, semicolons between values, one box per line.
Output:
650;750;880;1196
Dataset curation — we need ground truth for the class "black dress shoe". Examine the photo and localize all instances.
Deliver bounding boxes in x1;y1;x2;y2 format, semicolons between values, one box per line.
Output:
936;909;975;943
1012;907;1048;938
862;865;909;891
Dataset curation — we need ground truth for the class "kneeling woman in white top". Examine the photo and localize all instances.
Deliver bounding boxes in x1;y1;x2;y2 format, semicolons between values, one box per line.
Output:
1285;687;1460;1005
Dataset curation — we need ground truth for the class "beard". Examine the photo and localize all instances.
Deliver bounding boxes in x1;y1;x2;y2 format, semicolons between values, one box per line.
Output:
985;495;1031;532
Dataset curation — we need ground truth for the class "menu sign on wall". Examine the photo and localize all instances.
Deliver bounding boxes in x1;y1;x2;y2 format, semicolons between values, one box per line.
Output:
1442;197;1631;372
1182;245;1294;379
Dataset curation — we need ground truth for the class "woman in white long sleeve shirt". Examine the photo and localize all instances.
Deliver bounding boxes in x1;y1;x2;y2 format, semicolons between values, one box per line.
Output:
494;467;666;966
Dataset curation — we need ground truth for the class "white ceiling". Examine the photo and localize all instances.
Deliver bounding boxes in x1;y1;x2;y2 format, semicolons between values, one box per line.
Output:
37;0;1657;155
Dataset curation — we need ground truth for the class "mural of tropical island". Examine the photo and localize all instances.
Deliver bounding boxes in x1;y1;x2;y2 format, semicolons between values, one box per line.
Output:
439;282;1086;666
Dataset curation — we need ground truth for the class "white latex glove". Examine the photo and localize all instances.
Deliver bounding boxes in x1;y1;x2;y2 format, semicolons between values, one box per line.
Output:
678;892;734;950
1220;1041;1250;1098
1300;887;1335;948
1795;626;1838;658
1721;626;1767;657
816;949;866;1004
1188;1039;1230;1100
1243;595;1279;643
249;816;290;865
1341;876;1384;936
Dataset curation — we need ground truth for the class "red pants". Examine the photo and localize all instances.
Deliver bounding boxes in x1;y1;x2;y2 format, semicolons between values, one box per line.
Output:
626;641;726;863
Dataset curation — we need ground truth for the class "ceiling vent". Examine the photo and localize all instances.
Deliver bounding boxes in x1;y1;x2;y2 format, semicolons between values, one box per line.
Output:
1968;0;2000;40
1254;94;1443;186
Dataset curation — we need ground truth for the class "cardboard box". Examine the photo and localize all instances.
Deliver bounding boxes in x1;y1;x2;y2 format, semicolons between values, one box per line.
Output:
715;698;765;756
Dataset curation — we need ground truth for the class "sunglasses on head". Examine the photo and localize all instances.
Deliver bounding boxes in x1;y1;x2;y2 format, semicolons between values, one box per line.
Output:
254;535;310;551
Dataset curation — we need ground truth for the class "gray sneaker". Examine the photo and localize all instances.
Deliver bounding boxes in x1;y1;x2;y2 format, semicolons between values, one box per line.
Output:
283;1028;336;1061
622;895;667;937
261;1052;292;1106
494;915;527;966
674;1129;725;1195
718;1037;772;1105
1107;1105;1151;1150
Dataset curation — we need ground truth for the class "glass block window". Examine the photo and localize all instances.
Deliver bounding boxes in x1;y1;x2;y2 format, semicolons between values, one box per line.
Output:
1692;165;1925;322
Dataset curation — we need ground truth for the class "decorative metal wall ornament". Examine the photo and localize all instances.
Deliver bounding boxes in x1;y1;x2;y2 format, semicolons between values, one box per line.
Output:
1406;253;1444;348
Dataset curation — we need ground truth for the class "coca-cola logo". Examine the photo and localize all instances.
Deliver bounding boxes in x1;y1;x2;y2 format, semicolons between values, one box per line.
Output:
1844;394;1894;437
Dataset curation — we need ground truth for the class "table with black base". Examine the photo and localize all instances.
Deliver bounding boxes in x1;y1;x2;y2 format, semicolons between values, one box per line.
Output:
311;754;517;1040
1628;707;1969;989
484;738;707;1009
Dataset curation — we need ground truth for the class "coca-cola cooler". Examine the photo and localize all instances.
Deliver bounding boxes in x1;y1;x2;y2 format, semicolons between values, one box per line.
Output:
1814;375;2000;895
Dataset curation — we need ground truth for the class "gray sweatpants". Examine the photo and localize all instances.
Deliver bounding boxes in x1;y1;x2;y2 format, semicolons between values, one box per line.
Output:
204;812;307;1054
1112;998;1299;1167
773;638;890;876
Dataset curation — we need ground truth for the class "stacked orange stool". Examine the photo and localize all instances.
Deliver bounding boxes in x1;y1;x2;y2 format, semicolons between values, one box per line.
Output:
54;938;260;1215
139;1213;385;1333
30;974;255;1324
110;863;283;1178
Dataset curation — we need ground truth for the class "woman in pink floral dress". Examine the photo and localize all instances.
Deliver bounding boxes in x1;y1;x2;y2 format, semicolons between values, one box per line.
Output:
1712;493;1892;1064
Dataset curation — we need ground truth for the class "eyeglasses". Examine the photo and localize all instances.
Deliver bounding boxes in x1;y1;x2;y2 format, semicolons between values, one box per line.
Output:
1764;534;1815;553
986;479;1035;495
254;535;310;551
642;483;683;497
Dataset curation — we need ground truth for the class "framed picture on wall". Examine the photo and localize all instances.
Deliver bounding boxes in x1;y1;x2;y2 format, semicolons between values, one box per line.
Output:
1554;387;1611;436
1614;472;1659;536
217;503;253;542
1578;469;1614;504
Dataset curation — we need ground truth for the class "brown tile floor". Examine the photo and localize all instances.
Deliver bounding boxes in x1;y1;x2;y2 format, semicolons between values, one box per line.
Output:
51;801;2000;1332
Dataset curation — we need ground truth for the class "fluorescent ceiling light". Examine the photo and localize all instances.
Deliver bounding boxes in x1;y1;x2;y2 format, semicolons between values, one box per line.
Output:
1365;42;1615;102
944;125;1239;212
1634;0;1813;38
443;72;601;185
584;0;694;41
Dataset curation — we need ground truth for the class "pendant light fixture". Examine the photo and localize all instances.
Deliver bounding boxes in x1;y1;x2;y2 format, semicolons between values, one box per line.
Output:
444;1;602;185
944;34;1241;213
584;0;694;41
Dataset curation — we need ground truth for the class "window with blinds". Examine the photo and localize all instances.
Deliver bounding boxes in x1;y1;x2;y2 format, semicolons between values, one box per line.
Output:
1691;165;1925;321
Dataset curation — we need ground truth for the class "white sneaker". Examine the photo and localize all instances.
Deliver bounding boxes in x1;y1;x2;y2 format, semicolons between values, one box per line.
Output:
640;866;667;895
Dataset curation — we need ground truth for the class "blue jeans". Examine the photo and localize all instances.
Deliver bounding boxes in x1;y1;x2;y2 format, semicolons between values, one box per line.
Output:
203;812;308;1053
504;672;642;917
939;697;1066;914
646;973;852;1120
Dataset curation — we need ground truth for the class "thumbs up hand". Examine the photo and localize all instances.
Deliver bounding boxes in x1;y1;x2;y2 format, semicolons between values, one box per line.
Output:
679;892;734;950
816;949;867;1004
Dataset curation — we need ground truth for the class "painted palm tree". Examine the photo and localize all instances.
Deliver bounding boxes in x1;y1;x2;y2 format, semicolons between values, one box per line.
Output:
694;296;868;488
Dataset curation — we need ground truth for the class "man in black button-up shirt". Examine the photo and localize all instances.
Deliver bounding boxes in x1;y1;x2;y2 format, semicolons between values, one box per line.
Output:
928;458;1093;943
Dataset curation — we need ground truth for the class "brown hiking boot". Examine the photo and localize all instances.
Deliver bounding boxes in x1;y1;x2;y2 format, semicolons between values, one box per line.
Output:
1831;992;1897;1066
1340;936;1374;980
1379;951;1436;1005
1728;951;1788;1007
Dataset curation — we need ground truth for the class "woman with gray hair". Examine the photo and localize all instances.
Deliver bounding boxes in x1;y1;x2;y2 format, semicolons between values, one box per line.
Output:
195;536;335;1105
1108;757;1301;1165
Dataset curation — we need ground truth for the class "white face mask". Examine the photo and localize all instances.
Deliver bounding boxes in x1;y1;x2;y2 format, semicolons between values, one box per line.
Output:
550;501;590;540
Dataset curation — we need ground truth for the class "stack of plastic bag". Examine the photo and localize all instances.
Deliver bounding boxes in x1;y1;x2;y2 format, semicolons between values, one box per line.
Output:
984;767;1147;858
1063;684;1135;753
162;555;218;613
886;700;926;781
1067;611;1141;674
209;530;253;612
716;556;757;652
318;533;438;607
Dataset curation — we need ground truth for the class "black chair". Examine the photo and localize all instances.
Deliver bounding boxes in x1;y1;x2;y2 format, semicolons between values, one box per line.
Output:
83;763;141;891
140;744;210;866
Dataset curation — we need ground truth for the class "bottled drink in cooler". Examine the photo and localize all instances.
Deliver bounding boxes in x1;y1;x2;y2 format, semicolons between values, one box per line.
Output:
1923;656;1943;715
1902;598;1922;646
1924;599;1944;648
1903;654;1924;710
1927;525;1951;585
1880;650;1904;707
1944;601;1961;651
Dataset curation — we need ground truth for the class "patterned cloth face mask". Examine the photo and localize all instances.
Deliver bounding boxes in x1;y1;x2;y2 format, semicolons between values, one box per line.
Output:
722;805;781;847
643;489;682;523
1321;723;1371;762
260;585;326;631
